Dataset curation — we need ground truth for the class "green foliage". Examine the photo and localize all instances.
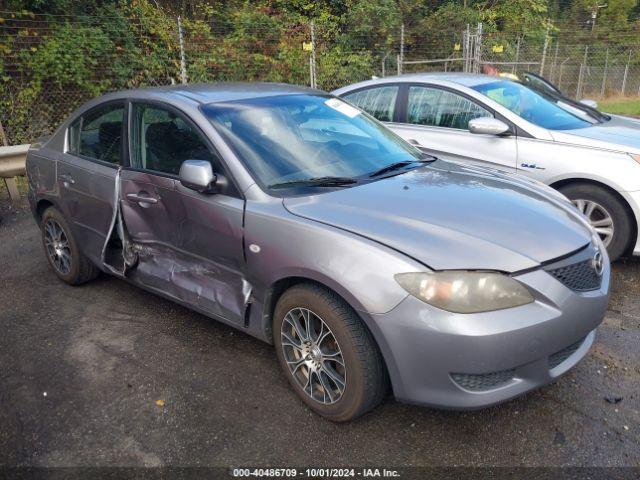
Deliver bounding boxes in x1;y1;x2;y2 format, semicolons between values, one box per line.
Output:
1;0;640;144
21;23;113;96
479;0;549;33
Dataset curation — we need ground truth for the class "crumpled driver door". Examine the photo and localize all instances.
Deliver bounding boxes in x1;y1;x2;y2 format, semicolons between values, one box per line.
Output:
110;167;249;326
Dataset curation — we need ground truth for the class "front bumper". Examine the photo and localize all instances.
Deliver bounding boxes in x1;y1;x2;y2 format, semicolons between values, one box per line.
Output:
367;253;610;410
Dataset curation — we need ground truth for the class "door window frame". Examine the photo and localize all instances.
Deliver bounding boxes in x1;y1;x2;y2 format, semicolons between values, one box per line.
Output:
65;99;128;169
395;83;530;137
125;98;242;198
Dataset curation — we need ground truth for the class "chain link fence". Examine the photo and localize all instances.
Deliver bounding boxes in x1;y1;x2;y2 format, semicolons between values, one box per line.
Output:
1;11;640;146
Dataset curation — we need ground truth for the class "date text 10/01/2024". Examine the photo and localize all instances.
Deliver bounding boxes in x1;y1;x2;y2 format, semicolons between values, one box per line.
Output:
231;468;401;477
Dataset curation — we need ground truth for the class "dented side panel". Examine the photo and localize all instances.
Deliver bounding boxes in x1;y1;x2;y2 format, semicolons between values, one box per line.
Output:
116;169;247;324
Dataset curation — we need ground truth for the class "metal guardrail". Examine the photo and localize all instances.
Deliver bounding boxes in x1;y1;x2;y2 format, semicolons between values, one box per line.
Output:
0;144;29;203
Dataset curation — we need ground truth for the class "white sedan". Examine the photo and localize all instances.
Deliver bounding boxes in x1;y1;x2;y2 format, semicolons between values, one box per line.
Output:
334;73;640;261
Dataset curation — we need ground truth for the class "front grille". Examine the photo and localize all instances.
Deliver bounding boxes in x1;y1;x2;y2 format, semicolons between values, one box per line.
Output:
548;336;586;369
451;369;515;392
547;259;601;291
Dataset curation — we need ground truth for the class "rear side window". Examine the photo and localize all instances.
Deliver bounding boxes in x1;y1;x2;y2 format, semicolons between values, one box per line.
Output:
342;86;398;122
407;86;492;129
68;102;125;164
130;102;220;176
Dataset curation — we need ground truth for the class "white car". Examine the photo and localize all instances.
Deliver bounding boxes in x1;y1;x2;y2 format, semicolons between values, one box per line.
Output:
334;73;640;261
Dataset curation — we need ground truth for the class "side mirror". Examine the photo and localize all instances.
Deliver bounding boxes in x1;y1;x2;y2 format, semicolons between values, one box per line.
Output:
580;99;598;109
179;160;228;194
468;117;511;136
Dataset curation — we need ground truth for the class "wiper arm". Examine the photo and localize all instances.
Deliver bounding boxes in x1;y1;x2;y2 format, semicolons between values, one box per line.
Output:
268;176;358;189
369;161;414;178
369;157;438;178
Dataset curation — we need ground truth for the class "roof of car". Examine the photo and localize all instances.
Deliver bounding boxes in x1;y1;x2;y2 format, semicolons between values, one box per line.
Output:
391;72;497;86
109;82;323;105
331;73;498;95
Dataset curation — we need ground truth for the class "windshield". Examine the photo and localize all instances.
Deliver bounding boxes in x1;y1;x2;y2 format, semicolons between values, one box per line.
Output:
202;94;423;191
526;86;607;124
472;80;592;130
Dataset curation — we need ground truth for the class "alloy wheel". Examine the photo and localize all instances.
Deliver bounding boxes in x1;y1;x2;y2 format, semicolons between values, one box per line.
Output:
572;198;614;247
44;218;72;275
280;307;346;405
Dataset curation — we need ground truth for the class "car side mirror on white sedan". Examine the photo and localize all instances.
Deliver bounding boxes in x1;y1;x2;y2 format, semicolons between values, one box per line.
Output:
468;117;511;136
179;159;228;194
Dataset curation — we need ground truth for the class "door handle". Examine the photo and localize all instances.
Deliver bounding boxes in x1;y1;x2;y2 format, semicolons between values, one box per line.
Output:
126;192;159;206
58;174;75;186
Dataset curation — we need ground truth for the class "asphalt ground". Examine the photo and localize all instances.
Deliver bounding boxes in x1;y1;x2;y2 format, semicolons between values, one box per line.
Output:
0;201;638;468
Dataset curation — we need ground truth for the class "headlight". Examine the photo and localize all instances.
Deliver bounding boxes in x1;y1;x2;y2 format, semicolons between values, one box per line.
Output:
394;271;534;313
630;154;640;164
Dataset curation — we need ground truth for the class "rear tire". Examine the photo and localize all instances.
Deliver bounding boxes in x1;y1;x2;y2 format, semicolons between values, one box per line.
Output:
41;206;100;285
558;183;632;261
274;283;388;422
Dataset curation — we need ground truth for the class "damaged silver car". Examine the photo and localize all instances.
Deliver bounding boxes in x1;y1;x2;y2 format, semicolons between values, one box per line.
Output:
26;83;609;422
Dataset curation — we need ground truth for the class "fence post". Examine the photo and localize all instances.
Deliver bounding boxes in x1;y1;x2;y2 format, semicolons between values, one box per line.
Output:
398;23;405;75
558;57;570;91
0;121;8;147
621;50;631;96
513;35;521;75
381;51;391;77
551;41;559;83
600;48;609;98
474;22;483;73
177;16;187;85
577;45;588;98
539;23;551;76
463;24;471;73
310;21;317;89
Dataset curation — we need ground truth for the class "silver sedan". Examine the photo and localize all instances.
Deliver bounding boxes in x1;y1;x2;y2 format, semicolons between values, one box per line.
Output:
26;83;609;421
334;73;640;261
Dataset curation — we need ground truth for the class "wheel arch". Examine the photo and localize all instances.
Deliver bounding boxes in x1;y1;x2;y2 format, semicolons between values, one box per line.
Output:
549;177;638;255
260;274;397;392
261;274;368;342
35;198;56;223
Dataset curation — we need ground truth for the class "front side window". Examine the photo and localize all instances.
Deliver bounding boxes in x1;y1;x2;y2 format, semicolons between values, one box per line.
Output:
130;103;218;175
473;80;591;130
69;103;124;164
202;94;423;191
407;86;492;129
341;86;398;122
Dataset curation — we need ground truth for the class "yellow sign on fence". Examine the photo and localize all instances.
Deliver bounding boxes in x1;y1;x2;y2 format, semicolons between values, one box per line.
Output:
302;42;312;51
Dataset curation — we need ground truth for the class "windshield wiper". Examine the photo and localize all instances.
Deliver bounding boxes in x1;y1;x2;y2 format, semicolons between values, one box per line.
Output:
268;176;358;189
369;157;434;178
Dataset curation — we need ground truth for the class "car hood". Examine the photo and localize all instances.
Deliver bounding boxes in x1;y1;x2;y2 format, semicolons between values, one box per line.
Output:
551;115;640;153
283;161;593;272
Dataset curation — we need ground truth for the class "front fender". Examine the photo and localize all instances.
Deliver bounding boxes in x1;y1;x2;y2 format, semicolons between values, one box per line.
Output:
244;200;422;316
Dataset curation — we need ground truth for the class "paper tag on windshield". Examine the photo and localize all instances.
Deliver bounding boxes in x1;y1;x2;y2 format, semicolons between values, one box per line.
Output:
325;98;361;118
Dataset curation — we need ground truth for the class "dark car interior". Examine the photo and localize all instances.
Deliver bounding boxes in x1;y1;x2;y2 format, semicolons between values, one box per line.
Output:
143;120;211;175
78;120;123;163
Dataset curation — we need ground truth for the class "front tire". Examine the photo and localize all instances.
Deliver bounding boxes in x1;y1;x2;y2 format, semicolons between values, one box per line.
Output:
558;183;632;261
274;283;388;422
41;206;100;285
